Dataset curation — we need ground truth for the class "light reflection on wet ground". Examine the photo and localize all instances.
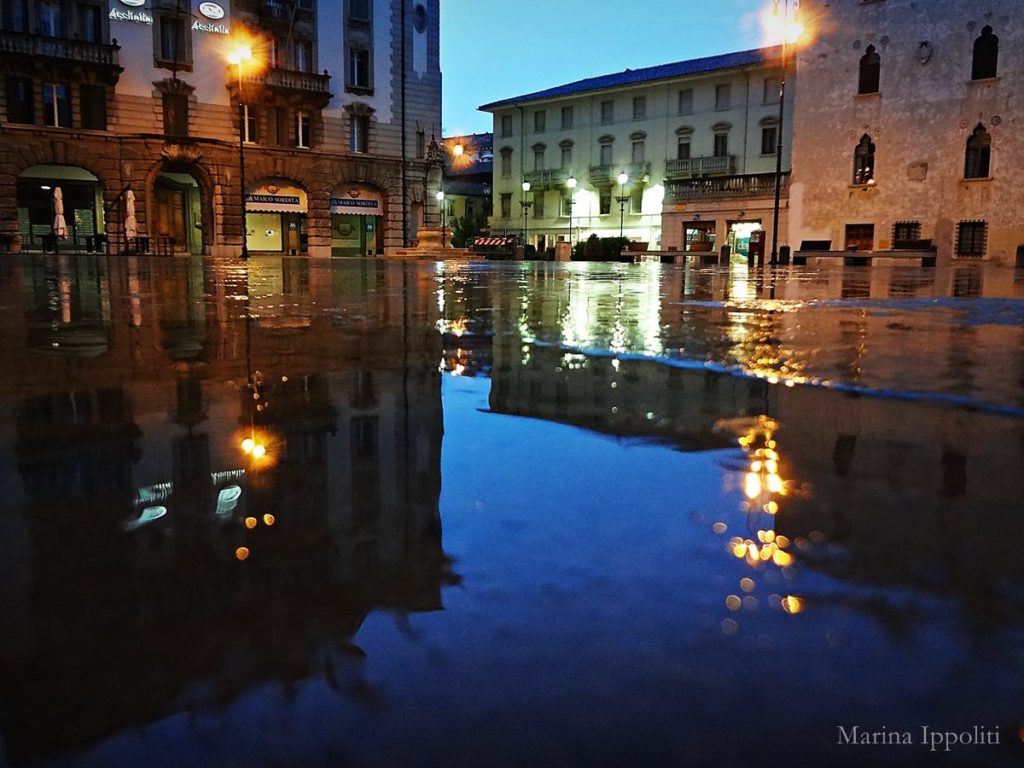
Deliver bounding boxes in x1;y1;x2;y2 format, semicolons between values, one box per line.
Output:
1;256;1024;767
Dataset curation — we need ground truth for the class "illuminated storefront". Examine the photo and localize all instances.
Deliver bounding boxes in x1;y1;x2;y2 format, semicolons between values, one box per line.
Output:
331;185;384;257
16;166;105;252
245;183;308;254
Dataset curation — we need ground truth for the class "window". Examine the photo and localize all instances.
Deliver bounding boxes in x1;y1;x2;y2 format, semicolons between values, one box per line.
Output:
533;146;545;171
858;45;880;94
763;76;781;104
43;83;71;127
241;104;257;143
269;37;283;67
632;96;646;120
295;111;310;148
294;39;313;73
715;84;731;110
5;78;33;124
349;47;370;89
533;190;545;219
600;100;614;124
78;4;101;42
3;0;29;32
158;15;187;65
972;26;998;80
561;106;573;130
631;138;645;163
162;92;188;135
501;114;513;137
599;142;613;167
956;221;987;257
893;221;921;244
599;190;612;216
80;84;106;130
677;138;691;160
267;106;289;146
534;110;546;133
630;187;643;215
761;125;777;155
37;0;62;36
416;130;425;159
560;194;573;217
713;133;729;158
964;125;991;178
349;0;370;21
678;89;693;114
349;113;367;152
500;147;512;178
845;224;875;251
560;144;572;169
500;193;512;219
853;134;875;184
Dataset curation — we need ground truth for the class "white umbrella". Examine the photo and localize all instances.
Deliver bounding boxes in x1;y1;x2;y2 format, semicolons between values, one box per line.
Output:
124;189;138;240
52;187;68;239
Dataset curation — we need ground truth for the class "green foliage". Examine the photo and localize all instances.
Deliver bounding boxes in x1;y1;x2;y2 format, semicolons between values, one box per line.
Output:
451;211;489;249
572;235;632;262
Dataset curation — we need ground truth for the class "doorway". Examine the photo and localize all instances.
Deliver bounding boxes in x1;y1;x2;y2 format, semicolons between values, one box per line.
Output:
728;221;762;264
154;172;203;254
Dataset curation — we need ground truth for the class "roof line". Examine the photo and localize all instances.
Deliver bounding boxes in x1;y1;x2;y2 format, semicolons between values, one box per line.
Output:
479;45;782;112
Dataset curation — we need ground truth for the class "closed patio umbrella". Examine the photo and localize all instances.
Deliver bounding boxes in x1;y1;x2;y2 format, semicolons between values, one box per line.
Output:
52;186;68;240
124;189;138;241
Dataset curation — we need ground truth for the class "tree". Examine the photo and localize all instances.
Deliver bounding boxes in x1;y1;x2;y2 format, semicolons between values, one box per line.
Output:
451;211;489;248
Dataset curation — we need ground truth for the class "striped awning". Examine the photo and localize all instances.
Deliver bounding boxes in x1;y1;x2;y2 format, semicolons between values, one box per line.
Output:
472;237;516;247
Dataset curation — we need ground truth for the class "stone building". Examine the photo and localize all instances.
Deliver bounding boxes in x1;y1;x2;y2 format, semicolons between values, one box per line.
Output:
0;0;441;257
789;0;1024;266
479;48;794;262
440;131;492;228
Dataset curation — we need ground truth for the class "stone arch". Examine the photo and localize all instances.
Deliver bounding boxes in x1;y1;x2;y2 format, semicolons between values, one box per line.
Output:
143;152;217;255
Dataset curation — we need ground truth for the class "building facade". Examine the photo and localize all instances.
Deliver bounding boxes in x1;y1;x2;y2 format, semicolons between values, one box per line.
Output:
790;0;1024;266
0;0;441;257
439;132;491;231
480;48;794;262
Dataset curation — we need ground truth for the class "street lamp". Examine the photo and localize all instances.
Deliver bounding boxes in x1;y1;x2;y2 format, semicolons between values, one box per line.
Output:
520;180;533;250
435;189;447;248
615;172;629;239
566;176;577;246
228;44;254;260
768;0;803;266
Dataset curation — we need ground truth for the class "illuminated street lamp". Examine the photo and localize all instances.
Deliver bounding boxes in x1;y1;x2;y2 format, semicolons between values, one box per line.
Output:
615;172;629;239
566;176;577;246
228;44;254;260
767;0;804;266
435;189;447;248
520;180;533;249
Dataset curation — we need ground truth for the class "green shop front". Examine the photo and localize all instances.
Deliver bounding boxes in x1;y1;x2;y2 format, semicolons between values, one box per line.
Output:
331;186;384;257
245;184;307;254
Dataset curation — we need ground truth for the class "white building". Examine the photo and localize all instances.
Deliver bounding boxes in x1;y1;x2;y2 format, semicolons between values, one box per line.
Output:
479;47;795;262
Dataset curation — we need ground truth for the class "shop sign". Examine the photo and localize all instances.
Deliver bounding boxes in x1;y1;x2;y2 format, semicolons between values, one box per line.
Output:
330;197;380;211
110;6;154;23
247;194;300;206
246;185;307;213
198;2;225;19
331;188;384;214
192;19;230;33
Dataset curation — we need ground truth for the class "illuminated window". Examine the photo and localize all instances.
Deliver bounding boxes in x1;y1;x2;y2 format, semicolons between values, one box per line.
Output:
852;134;875;184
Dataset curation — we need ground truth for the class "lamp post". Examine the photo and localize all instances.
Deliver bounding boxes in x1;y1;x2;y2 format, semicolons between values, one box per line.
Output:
435;189;447;248
228;44;254;261
615;172;629;239
566;176;577;246
769;0;801;267
520;180;532;249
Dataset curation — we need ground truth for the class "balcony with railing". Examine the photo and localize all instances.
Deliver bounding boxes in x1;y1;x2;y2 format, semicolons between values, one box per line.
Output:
234;66;332;108
666;172;789;202
589;161;651;186
665;155;735;179
523;168;571;188
0;30;121;78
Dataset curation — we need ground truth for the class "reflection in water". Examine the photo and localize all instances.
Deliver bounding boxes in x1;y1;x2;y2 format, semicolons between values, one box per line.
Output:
1;256;1024;767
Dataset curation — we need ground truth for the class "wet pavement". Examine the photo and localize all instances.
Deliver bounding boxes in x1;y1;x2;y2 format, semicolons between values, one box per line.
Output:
1;256;1024;767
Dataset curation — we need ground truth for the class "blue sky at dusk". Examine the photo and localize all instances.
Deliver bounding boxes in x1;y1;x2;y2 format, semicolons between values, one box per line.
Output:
440;0;770;136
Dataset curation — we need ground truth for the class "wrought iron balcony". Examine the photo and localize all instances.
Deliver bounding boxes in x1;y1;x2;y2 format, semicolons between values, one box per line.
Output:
0;30;121;76
523;168;571;188
665;155;736;178
666;172;789;202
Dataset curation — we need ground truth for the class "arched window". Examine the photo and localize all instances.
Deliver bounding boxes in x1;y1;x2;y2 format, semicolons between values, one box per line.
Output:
858;45;880;94
853;135;875;185
964;125;991;178
972;26;998;80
